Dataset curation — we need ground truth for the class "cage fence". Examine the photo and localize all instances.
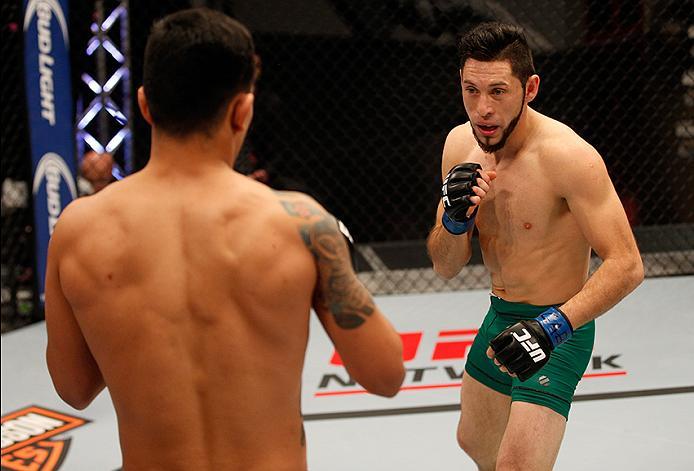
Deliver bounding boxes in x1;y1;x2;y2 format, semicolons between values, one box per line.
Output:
1;1;692;332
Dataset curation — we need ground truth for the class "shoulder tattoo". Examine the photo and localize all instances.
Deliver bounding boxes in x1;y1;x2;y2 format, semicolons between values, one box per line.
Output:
280;199;374;329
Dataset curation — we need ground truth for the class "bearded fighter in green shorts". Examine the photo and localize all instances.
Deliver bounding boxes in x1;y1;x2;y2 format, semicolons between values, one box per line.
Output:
427;22;643;470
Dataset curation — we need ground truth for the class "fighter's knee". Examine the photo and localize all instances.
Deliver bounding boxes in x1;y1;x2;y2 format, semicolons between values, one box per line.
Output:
456;423;481;454
457;425;496;470
456;422;469;451
495;451;525;471
496;461;523;471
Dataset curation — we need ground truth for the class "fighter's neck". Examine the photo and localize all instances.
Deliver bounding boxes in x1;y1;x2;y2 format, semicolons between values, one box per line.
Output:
146;129;240;174
491;107;539;161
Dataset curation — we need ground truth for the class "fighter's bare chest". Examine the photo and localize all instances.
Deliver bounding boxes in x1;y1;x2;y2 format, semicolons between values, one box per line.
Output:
475;160;562;236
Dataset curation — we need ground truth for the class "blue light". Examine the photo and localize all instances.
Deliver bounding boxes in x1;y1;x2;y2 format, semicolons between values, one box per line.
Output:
104;99;127;125
102;6;124;31
77;1;132;179
106;128;130;153
104;67;125;93
83;132;105;154
77;100;103;130
103;40;124;63
81;73;102;94
86;37;99;55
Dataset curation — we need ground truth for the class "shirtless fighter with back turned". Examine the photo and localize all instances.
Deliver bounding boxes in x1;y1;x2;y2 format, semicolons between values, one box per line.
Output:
44;8;404;470
427;22;643;470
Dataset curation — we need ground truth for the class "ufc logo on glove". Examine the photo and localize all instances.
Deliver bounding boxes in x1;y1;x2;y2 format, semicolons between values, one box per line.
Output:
511;329;547;363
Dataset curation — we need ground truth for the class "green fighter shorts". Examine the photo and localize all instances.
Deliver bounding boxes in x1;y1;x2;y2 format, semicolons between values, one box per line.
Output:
465;295;595;419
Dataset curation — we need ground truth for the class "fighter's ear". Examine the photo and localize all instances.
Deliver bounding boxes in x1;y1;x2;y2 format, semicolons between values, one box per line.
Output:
525;74;540;103
230;92;254;132
137;87;153;125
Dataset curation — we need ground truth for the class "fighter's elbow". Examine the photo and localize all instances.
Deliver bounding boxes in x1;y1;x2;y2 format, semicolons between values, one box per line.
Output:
627;255;645;288
611;252;644;292
432;262;462;280
349;351;405;397
362;365;405;398
57;390;94;411
373;382;402;398
50;376;100;410
47;360;103;410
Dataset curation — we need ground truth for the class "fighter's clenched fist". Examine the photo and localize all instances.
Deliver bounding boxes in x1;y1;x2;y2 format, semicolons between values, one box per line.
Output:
441;162;496;235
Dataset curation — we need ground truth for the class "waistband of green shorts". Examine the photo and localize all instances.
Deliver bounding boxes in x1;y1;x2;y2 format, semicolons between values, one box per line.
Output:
489;294;563;320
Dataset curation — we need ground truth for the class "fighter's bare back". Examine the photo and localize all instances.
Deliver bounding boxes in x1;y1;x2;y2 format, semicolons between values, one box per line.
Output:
50;169;320;469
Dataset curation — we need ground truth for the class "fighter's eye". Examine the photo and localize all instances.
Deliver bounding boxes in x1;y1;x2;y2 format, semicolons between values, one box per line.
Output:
492;88;506;95
465;87;478;94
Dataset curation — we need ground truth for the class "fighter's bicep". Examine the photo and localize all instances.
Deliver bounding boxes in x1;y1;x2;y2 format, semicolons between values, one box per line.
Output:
277;193;374;329
305;218;374;329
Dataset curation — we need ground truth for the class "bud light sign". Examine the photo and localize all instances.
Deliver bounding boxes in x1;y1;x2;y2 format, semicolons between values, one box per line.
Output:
23;0;76;303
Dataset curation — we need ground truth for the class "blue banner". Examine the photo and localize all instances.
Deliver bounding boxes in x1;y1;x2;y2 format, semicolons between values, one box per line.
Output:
23;0;76;304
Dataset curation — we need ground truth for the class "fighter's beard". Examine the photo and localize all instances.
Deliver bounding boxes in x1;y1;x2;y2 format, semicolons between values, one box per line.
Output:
473;95;525;154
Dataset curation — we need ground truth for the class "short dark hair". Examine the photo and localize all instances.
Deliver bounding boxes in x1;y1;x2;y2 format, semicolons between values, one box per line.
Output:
143;8;256;136
458;22;535;85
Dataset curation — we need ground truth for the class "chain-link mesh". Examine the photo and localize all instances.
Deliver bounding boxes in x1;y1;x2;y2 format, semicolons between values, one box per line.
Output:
1;2;39;332
2;1;693;331
230;0;694;293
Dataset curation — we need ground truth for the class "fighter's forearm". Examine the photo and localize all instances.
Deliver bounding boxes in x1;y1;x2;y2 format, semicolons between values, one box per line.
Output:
427;224;473;279
560;255;644;329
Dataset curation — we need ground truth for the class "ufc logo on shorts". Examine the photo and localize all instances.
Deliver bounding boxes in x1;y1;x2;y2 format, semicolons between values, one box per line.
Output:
512;329;546;363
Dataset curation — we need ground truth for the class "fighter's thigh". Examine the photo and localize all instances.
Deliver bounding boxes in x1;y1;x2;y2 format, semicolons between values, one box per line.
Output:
457;372;511;455
510;320;595;418
496;401;566;471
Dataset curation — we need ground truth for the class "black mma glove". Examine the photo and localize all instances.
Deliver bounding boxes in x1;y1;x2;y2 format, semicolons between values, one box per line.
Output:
489;307;574;382
441;163;482;235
